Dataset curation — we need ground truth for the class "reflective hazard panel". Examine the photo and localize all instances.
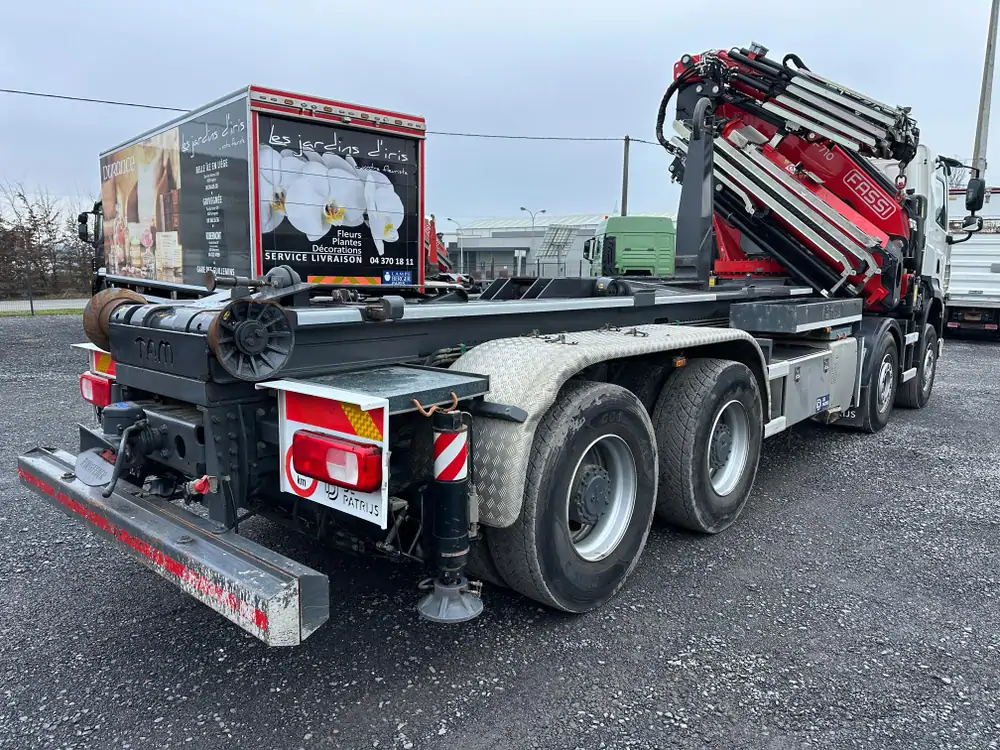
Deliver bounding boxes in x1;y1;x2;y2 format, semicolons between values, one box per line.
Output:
71;342;117;379
257;380;390;529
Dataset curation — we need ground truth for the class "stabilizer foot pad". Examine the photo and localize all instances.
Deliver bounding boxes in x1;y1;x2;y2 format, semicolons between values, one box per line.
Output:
416;579;484;623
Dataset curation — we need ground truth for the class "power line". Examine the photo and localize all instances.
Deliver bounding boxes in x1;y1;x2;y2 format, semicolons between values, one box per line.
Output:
426;130;621;141
0;88;187;113
0;87;660;144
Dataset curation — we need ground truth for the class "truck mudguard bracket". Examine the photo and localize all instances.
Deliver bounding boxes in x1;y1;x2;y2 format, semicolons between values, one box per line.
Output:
16;447;329;646
451;324;767;528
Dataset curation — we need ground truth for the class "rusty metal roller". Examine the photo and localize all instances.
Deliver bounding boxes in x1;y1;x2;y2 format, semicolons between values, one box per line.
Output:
207;298;295;382
83;288;147;351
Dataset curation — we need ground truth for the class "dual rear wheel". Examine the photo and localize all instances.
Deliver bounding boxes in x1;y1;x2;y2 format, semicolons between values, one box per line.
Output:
487;358;764;611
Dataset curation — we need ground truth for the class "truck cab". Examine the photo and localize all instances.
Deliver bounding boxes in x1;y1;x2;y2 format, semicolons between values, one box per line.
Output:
872;144;953;292
583;215;676;277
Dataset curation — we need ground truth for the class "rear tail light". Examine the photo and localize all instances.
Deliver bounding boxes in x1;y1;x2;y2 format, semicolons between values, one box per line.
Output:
292;430;381;493
986;324;998;331
947;322;959;328
80;372;112;408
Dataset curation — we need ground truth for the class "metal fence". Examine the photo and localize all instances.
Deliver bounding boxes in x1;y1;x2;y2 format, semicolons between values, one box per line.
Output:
0;266;91;316
465;259;591;281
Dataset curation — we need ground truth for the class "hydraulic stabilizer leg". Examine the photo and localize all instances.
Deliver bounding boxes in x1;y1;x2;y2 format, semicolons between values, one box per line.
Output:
416;409;483;623
674;97;717;290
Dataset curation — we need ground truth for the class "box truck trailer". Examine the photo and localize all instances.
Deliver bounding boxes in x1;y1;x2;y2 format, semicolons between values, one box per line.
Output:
79;86;427;296
945;186;1000;335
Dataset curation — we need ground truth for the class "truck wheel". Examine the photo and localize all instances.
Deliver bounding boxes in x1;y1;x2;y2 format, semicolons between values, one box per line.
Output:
488;380;657;612
613;360;670;412
863;329;899;432
651;358;763;534
466;536;508;588
895;324;937;409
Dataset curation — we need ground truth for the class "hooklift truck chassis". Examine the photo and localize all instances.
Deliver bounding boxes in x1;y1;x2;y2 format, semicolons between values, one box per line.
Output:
17;43;966;645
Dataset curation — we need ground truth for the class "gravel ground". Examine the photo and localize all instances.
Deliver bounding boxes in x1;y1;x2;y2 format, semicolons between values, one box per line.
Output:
1;316;999;750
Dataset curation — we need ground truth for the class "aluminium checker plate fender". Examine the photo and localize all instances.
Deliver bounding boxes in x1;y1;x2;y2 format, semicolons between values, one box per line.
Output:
257;380;391;530
450;324;768;528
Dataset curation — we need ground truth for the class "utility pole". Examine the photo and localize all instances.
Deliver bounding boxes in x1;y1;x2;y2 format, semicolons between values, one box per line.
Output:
972;0;1000;179
621;135;630;216
520;206;545;276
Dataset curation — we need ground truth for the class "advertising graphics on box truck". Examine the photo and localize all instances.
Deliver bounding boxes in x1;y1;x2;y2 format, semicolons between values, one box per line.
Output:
84;86;426;296
258;115;420;285
99;96;252;286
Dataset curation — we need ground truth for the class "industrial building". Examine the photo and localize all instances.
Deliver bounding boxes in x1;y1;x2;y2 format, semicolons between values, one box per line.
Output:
438;213;673;279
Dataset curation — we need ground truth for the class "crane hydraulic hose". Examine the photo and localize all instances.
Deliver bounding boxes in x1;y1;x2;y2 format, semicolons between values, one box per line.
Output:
655;68;697;149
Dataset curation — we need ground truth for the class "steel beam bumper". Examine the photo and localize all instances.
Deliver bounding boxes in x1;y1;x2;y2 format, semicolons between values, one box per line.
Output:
16;446;329;646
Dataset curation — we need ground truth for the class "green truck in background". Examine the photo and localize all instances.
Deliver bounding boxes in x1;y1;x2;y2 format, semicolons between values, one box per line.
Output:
583;215;679;277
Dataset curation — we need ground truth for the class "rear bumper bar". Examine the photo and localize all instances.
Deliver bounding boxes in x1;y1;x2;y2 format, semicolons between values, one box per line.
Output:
16;446;329;646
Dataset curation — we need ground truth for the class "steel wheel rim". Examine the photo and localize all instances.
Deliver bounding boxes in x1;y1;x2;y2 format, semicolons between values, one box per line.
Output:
565;435;637;562
877;354;895;412
922;341;936;395
707;400;750;497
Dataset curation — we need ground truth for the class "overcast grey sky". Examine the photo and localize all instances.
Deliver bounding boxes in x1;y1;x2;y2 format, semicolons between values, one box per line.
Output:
1;0;996;222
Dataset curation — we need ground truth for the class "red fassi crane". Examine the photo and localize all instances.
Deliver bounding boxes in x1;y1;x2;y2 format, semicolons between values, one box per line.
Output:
656;43;976;312
424;215;454;275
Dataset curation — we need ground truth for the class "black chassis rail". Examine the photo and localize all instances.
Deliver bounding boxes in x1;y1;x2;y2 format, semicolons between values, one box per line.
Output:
107;283;814;393
16;439;329;646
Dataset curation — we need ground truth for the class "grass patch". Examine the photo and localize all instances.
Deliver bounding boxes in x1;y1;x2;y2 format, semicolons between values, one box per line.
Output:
0;308;85;318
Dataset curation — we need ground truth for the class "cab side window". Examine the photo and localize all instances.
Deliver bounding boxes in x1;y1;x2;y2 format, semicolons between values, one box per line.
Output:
934;173;948;230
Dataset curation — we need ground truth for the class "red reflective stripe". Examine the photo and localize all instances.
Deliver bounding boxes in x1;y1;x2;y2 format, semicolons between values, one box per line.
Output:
433;431;458;458
17;467;270;632
285;392;385;440
438;445;468;482
433;431;468;481
286;392;355;434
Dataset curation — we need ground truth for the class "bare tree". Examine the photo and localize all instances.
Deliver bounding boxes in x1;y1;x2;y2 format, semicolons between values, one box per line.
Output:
948;156;969;189
0;182;94;299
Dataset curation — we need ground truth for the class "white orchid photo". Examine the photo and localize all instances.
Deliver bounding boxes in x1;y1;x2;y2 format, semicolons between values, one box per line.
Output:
258;144;305;233
361;168;406;255
258;141;406;253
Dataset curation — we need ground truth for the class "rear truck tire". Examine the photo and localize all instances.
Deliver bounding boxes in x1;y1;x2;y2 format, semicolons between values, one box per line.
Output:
862;329;899;433
487;380;657;612
613;360;671;413
651;358;763;534
466;536;508;588
895;323;938;410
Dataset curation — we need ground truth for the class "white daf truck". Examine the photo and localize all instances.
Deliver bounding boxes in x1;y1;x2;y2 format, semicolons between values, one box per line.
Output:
945;186;1000;335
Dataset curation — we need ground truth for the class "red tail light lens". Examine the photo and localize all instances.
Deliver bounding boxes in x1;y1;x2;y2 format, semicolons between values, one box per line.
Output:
292;430;382;493
80;372;112;408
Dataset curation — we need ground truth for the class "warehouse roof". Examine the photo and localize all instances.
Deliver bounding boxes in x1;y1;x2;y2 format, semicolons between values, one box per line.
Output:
446;212;675;231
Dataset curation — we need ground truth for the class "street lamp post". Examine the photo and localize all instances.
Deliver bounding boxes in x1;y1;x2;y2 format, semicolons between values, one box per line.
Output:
520;206;545;276
446;218;464;275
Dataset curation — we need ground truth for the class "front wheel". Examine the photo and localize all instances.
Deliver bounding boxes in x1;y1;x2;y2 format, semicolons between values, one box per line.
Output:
862;329;899;432
488;380;657;612
896;323;937;409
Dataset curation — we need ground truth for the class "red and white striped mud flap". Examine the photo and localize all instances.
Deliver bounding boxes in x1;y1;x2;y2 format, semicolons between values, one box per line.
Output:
257;379;391;530
16;446;329;647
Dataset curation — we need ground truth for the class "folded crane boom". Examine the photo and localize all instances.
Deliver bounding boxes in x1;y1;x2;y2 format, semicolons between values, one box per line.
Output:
661;43;922;311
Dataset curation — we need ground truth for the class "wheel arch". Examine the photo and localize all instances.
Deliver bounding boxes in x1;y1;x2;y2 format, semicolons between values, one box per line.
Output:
858;315;903;385
921;275;946;338
451;325;767;529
